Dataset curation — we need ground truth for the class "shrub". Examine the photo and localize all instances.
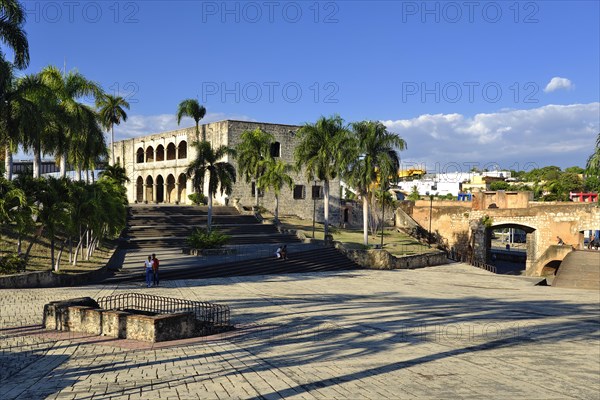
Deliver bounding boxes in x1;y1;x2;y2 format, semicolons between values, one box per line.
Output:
186;228;230;250
188;193;207;205
0;253;26;274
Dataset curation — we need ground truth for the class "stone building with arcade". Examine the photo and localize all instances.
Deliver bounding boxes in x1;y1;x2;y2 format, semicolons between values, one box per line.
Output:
111;120;341;222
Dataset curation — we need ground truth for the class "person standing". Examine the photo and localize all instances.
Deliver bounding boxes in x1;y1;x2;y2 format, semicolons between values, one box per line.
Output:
145;255;154;288
152;253;160;287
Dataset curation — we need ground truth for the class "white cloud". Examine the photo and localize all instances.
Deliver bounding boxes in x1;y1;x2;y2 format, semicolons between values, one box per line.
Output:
382;103;600;171
544;77;574;93
113;112;254;141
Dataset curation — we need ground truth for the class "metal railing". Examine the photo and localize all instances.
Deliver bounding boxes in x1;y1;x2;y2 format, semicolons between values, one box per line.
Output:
97;293;230;327
447;250;497;274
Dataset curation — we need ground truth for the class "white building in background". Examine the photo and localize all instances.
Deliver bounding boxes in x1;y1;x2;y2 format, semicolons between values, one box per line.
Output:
394;170;512;198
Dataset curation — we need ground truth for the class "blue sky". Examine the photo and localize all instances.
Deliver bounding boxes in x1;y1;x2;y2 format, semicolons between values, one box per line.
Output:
15;0;600;171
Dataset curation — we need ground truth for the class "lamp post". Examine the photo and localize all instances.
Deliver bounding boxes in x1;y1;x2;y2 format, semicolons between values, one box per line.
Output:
380;178;385;249
428;194;434;248
312;180;317;238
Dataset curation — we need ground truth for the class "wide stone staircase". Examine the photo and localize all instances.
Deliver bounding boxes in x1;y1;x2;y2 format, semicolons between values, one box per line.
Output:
121;205;300;249
102;205;360;283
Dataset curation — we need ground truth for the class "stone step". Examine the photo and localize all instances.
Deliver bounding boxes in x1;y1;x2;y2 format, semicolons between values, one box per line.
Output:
103;247;359;283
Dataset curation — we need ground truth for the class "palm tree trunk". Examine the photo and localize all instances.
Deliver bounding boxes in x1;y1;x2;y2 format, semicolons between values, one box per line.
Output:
25;226;43;258
323;180;330;238
55;240;66;272
33;144;41;179
275;195;279;221
255;177;259;208
59;155;67;179
50;236;55;271
4;147;13;180
363;195;369;245
111;125;115;165
207;194;213;232
73;228;86;265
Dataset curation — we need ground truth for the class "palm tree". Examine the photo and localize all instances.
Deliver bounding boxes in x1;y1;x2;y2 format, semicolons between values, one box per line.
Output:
18;74;60;178
0;0;29;179
257;158;293;222
236;128;275;208
100;164;130;186
345;121;406;245
586;132;600;176
96;94;130;165
294;115;353;239
185;141;236;231
32;177;72;269
1;73;44;179
0;0;29;69
176;99;206;141
40;65;104;178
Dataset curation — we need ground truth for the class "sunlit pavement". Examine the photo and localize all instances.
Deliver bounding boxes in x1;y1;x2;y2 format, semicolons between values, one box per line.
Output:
1;263;599;399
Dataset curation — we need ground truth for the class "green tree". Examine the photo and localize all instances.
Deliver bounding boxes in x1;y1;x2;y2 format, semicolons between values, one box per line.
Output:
176;99;206;141
408;185;420;201
544;172;584;201
236;128;275;208
294;115;354;239
489;181;510;191
186;141;236;231
586;132;600;177
584;175;600;193
1;73;44;179
32;177;71;269
40;65;104;179
96;94;130;165
19;74;62;178
345;121;406;245
0;177;28;251
257;158;293;222
100;164;130;186
565;166;585;175
0;0;29;69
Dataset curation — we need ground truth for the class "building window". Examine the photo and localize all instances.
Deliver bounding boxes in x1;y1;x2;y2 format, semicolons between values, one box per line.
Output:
155;145;165;162
166;143;176;160
145;146;154;162
270;142;281;158
293;185;305;200
136;148;144;163
311;185;323;199
178;141;187;159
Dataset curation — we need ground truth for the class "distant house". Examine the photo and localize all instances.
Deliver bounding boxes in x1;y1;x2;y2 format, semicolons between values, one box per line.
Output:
569;192;598;202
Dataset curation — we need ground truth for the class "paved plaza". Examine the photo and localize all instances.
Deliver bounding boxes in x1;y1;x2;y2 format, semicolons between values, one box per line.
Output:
1;264;599;399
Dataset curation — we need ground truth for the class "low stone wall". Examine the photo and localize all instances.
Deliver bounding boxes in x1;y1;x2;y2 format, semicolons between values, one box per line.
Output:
0;247;119;289
43;297;200;342
334;242;448;270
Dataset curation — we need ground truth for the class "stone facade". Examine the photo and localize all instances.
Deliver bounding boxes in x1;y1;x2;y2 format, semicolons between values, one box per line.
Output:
399;193;600;276
112;120;341;222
